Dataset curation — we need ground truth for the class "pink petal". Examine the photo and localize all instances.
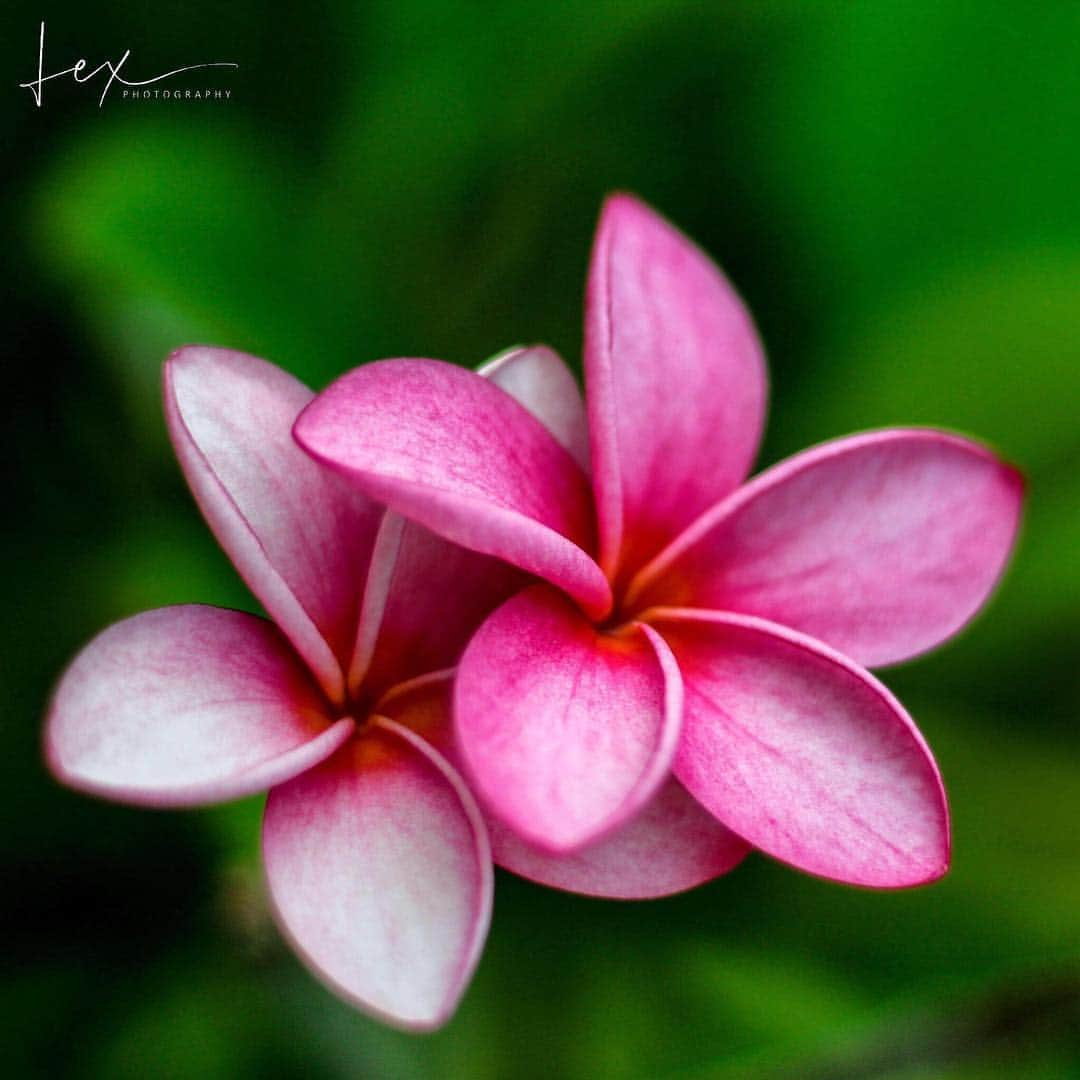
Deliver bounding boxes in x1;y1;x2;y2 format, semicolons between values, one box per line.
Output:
348;345;582;698
377;672;746;899
478;345;590;469
165;346;383;703
584;194;767;586
630;430;1024;667
454;584;682;853
262;717;492;1032
293;358;611;619
350;512;527;699
45;605;352;807
652;609;949;887
490;778;749;899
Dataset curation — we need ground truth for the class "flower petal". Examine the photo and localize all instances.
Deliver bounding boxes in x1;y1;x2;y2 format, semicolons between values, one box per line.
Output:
165;346;383;703
350;513;527;699
630;429;1024;667
262;717;492;1032
652;609;949;887
45;605;351;807
349;345;583;698
584;194;767;585
490;778;749;899
455;584;682;853
294;358;611;618
478;345;590;469
378;671;746;899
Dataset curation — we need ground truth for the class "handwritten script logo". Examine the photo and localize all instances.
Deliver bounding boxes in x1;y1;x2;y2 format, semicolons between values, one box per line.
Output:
19;21;237;107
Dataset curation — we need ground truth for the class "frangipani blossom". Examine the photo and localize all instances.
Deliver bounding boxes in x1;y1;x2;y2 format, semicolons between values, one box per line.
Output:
295;194;1024;891
46;345;591;1029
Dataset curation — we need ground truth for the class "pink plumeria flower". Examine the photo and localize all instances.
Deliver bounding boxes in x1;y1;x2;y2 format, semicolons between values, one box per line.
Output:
295;194;1024;892
42;344;597;1030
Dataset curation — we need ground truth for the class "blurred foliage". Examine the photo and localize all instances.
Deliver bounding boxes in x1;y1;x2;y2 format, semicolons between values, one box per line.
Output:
3;1;1078;1077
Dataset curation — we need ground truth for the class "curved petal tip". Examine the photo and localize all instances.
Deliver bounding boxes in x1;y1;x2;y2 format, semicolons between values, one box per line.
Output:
262;719;492;1030
455;585;682;853
655;609;950;889
45;605;348;808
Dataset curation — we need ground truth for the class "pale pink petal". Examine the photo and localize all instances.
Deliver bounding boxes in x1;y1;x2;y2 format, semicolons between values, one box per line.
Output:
490;778;749;899
630;430;1024;667
165;346;383;703
584;194;767;585
478;345;590;469
652;610;949;888
377;672;746;899
454;584;682;853
262;717;492;1032
45;605;351;807
349;513;527;699
293;358;611;619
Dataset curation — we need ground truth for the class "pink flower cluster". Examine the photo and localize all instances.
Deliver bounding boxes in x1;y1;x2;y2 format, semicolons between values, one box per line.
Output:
45;195;1022;1030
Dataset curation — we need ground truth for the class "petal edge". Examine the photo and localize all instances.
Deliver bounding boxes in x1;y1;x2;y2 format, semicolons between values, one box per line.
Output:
455;585;682;853
295;358;611;618
46;605;348;807
632;428;1023;667
653;609;950;888
262;717;492;1031
585;194;767;585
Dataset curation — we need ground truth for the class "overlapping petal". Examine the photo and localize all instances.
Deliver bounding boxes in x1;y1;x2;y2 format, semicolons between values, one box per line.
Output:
652;610;949;887
294;358;611;618
378;671;745;898
350;512;527;699
455;585;682;853
349;344;585;696
165;346;383;702
584;194;767;585
478;344;590;469
262;717;492;1032
489;778;749;899
45;605;352;807
630;430;1023;667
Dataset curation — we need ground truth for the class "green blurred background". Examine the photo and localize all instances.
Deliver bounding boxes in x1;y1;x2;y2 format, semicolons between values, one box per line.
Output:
4;2;1079;1076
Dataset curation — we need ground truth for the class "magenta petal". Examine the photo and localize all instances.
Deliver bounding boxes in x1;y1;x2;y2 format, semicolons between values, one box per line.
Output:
478;345;590;469
45;605;351;807
631;429;1024;667
455;585;682;853
584;194;767;584
653;610;949;888
262;717;492;1032
490;778;749;899
165;347;383;702
294;358;611;619
348;345;579;697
